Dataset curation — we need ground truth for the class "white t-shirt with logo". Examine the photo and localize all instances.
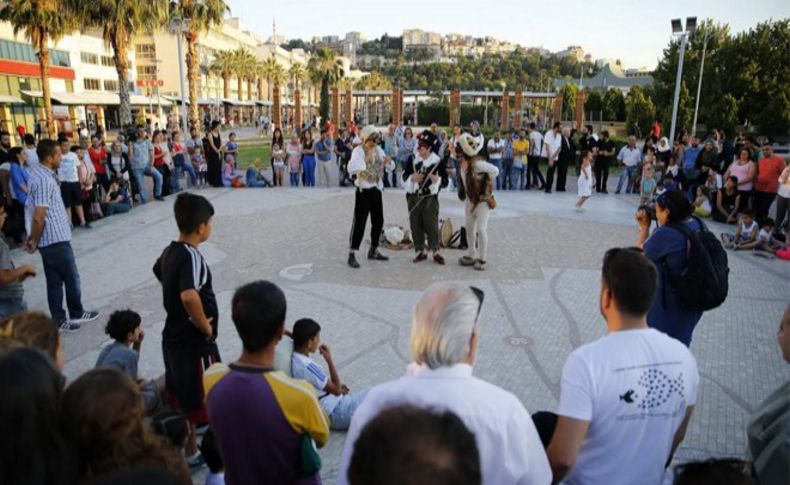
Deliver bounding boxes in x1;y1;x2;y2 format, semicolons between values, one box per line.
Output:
291;352;341;416
487;138;505;160
558;328;698;485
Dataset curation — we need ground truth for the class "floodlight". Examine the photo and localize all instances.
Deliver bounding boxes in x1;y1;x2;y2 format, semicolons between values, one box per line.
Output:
671;19;683;34
685;17;697;33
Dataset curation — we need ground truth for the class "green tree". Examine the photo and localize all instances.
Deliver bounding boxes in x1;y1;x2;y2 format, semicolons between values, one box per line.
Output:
170;0;229;129
625;86;656;136
0;0;76;138
705;93;739;134
231;48;256;102
68;0;166;129
209;50;234;118
560;83;578;120
308;47;344;123
603;88;625;121
585;90;603;122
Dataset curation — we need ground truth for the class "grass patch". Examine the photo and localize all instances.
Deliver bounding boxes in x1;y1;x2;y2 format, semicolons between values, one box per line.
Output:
237;142;272;169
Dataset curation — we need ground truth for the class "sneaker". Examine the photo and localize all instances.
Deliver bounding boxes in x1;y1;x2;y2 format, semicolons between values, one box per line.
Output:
154;196;165;201
58;319;81;333
347;252;360;269
71;310;100;324
459;255;476;266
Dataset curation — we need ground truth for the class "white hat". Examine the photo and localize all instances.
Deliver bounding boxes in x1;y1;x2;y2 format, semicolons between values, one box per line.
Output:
457;133;483;157
360;125;379;142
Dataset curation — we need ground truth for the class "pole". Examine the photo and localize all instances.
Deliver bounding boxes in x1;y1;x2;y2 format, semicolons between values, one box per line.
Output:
668;33;687;144
691;32;708;137
176;20;189;135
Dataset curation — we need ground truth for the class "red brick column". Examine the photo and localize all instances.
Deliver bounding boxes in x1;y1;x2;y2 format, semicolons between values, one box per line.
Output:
331;87;340;127
344;89;353;125
392;88;402;124
500;92;510;130
575;90;585;129
449;90;461;127
553;92;563;124
513;90;523;130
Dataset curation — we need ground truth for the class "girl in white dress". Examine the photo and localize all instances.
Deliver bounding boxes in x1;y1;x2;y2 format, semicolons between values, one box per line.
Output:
576;150;593;211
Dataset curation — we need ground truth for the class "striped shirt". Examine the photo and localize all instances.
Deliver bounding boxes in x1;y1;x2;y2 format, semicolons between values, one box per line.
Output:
25;164;71;248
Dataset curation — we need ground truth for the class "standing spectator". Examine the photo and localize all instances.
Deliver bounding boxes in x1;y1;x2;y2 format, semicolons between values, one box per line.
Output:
776;163;790;232
153;193;220;466
7;147;29;243
381;124;399;188
334;129;352;187
681;135;702;189
24;140;99;331
336;283;552;485
595;130;615;193
0;131;12;209
628;120;642;138
636;190;703;346
286;134;302;187
315;129;334;188
348;405;482;485
152;131;173;198
206;121;223;187
223;132;238;168
271;143;285;187
512;128;529;190
501;129;514;191
23;133;38;168
57;140;88;228
753;142;786;223
171;132;190;191
615;136;642;194
106;141;129;181
130;127;164;203
270;127;285;183
88;135;109;192
33;118;42;141
547;127;574;193
714;128;734;174
577;125;596;175
397;127;416;181
528;122;547;190
203;281;330;485
486;130;505;190
724;148;757;211
447;124;463;190
0;204;36;317
543;122;562;191
537;248;698;485
302;130;316;187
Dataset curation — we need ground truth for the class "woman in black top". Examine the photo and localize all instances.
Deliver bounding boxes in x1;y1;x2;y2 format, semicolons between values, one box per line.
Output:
206;121;222;187
712;176;742;224
271;127;284;182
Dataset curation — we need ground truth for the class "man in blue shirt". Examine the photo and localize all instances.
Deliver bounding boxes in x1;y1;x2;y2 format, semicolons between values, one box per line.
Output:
130;126;163;203
682;136;702;178
315;129;334;188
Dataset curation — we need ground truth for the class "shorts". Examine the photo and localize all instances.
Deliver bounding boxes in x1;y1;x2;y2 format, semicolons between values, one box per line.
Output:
162;341;221;425
60;182;82;208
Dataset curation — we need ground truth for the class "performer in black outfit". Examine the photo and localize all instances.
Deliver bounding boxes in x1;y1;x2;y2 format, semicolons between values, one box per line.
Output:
403;130;448;265
346;126;394;268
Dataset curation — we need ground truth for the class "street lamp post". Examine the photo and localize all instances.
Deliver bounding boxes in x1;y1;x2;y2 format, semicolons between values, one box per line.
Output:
691;31;709;137
669;17;696;145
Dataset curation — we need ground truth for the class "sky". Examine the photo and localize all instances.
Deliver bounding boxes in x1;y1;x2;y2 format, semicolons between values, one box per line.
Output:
229;0;788;69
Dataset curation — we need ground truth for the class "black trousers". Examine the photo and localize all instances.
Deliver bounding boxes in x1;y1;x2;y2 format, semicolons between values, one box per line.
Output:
595;158;610;193
753;191;776;223
349;187;383;251
528;156;546;189
406;193;439;253
555;159;569;192
545;162;556;193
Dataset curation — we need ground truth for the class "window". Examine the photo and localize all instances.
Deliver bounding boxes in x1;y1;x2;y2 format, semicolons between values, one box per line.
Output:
134;43;156;59
103;80;119;92
0;40;70;66
101;56;115;67
81;52;98;65
83;78;100;90
136;65;157;79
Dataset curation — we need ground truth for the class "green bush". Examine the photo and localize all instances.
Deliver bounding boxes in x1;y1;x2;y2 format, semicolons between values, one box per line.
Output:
416;103;489;127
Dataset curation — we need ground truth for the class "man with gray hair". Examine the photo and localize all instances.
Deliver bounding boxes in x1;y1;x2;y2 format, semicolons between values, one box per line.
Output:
335;282;551;485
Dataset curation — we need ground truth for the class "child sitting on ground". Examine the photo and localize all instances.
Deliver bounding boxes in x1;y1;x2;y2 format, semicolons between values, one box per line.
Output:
222;154;245;187
654;180;666;198
291;318;369;431
721;209;759;250
736;218;786;258
692;186;712;218
245;161;271;188
224;132;238;168
95;309;160;413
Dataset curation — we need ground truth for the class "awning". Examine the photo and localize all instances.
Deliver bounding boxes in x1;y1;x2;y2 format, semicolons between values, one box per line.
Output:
20;90;171;107
222;99;256;107
21;90;85;105
0;95;24;104
255;100;273;107
162;95;189;105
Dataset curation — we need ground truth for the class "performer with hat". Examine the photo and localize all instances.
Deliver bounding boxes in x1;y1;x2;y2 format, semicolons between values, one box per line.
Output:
346;126;394;268
403;130;448;265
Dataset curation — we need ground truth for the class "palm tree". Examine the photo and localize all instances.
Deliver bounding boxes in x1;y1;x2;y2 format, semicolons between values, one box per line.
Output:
0;0;76;139
69;0;166;130
307;47;345;124
260;57;279;100
209;50;234;119
289;63;307;127
232;48;256;102
269;63;286;129
355;72;393;90
171;0;229;130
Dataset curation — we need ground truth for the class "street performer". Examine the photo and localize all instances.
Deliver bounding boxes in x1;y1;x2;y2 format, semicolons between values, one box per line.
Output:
403;130;448;265
347;126;394;269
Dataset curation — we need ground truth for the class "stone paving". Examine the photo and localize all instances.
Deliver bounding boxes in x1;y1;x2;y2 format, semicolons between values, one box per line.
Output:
11;178;789;484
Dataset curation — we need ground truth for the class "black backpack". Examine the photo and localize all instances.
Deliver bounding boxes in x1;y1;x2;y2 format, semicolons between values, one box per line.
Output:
664;216;729;312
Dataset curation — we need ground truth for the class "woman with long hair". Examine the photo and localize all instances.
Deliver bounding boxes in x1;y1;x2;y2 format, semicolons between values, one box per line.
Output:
302;129;316;187
271;127;285;182
206;121;223;187
152;131;172;197
0;347;77;485
63;367;190;484
456;133;499;271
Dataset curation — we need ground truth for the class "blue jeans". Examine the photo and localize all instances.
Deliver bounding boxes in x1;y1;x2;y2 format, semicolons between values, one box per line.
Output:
105;202;130;216
616;165;637;193
133;167;162;203
510;164;523;190
182;160;197;187
303;155;316;187
489;159;503;190
289;172;300;186
171;166;182;192
0;297;27;319
38;241;84;322
329;387;371;431
501;159;513;190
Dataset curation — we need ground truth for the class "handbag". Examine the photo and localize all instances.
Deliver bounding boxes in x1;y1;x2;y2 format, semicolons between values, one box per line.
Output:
299;434;322;477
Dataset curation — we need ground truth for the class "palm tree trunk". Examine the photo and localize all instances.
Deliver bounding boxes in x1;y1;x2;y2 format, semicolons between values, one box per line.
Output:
247;78;253;101
319;78;330;125
257;77;264;100
37;36;56;139
222;74;230;121
237;76;243;102
112;36;132;129
186;29;200;130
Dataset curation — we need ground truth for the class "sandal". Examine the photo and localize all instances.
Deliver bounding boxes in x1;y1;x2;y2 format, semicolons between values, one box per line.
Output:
459;256;476;266
474;259;487;271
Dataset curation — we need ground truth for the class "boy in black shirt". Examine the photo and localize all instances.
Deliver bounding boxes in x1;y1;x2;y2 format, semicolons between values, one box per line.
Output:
153;192;220;466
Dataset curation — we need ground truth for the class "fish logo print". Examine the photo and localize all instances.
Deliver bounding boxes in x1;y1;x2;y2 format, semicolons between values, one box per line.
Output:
635;368;685;410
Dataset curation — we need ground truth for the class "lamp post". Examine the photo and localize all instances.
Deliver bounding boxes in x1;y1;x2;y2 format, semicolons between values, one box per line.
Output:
691;30;709;137
669;16;696;145
169;16;191;135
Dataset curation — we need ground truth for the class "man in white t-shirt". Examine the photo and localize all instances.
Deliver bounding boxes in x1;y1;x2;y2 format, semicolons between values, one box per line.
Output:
527;122;547;189
486;130;505;190
23;134;39;168
535;247;698;485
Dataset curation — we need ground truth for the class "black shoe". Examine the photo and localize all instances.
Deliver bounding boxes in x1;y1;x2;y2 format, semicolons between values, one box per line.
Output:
368;248;389;261
348;252;360;268
155;196;165;201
